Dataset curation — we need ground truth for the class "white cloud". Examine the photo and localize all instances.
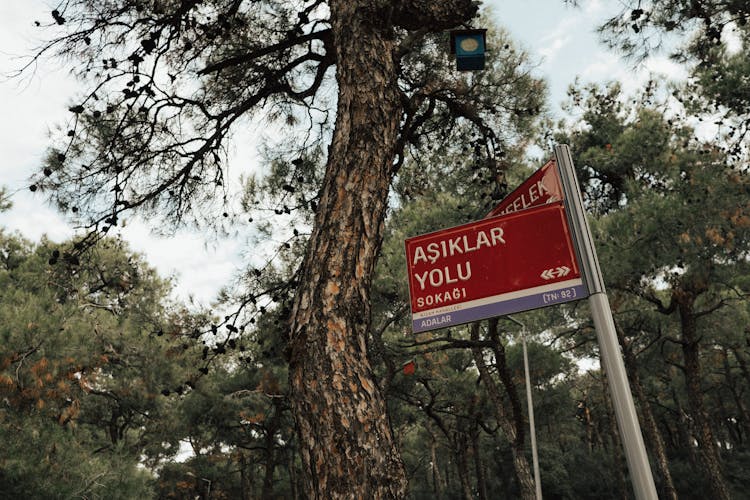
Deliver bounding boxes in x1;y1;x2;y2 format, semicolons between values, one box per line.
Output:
723;23;743;55
121;221;244;305
577;52;688;100
0;3;80;246
644;56;688;81
538;35;571;61
536;15;577;61
582;0;606;17
0;193;73;242
0;1;249;306
580;51;626;82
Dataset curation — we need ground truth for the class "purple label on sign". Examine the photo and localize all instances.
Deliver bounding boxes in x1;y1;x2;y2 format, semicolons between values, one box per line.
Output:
412;280;587;333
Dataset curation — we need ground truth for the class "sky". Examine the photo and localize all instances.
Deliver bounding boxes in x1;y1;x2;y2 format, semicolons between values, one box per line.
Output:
0;0;684;306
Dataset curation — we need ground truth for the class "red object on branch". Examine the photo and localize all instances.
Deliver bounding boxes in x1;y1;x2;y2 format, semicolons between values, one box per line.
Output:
403;360;416;376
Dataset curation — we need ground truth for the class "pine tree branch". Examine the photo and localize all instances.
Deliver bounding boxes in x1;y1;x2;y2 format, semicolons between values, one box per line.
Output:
392;0;479;31
198;29;332;76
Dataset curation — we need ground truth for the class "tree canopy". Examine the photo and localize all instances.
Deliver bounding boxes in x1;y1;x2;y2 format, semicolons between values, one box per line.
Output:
7;0;750;498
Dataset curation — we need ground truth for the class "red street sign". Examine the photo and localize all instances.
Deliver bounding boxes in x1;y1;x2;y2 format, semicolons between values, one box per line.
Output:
486;159;563;218
405;202;587;333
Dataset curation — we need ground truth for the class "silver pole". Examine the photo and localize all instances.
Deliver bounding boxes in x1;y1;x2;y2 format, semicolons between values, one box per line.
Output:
507;315;542;500
554;145;657;500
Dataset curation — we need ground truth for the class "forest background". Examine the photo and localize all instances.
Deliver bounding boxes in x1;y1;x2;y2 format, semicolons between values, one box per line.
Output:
1;0;749;498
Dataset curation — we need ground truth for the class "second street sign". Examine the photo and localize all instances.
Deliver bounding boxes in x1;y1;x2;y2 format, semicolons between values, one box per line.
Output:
405;201;588;333
486;158;563;218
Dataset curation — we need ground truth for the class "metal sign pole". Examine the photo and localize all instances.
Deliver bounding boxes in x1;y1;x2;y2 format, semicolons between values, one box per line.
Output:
554;145;658;500
507;315;542;500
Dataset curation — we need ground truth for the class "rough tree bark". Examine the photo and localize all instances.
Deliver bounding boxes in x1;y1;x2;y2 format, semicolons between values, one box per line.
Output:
470;321;536;500
726;348;750;441
21;0;494;497
676;289;731;500
614;322;678;500
470;422;489;500
455;432;475;500
239;453;251;500
287;1;477;497
261;397;283;499
428;428;445;500
671;384;700;470
287;6;406;495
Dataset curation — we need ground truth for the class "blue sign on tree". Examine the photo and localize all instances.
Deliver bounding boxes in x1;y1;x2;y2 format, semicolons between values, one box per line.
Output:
450;29;487;71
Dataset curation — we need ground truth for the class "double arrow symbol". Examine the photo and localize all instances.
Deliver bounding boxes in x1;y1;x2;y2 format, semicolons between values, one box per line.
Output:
540;266;570;280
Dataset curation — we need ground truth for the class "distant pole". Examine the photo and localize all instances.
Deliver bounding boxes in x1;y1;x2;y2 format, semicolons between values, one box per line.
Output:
554;145;657;500
506;315;542;500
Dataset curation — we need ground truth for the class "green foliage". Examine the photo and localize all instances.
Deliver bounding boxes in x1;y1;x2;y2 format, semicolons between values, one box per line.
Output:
599;1;750;160
0;230;198;497
554;80;750;497
12;0;750;496
558;83;750;290
0;421;155;499
0;187;11;212
375;74;750;497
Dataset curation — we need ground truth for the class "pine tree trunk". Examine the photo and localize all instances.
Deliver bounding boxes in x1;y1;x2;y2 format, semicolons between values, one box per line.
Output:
239;453;251;500
494;450;513;499
510;449;536;499
721;347;748;445
614;322;678;500
677;293;731;500
284;2;479;496
470;322;536;500
287;2;407;497
730;347;750;441
671;384;700;470
261;398;282;499
288;447;300;500
471;425;489;500
455;432;475;500
429;430;445;500
732;346;750;390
